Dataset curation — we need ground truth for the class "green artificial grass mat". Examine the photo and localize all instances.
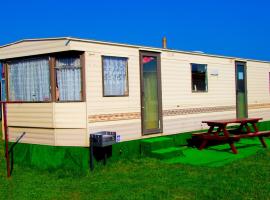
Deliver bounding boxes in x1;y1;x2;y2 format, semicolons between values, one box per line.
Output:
141;137;173;143
166;138;270;167
151;146;183;159
140;137;175;156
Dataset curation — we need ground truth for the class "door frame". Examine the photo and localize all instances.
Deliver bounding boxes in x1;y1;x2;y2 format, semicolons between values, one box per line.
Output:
235;61;248;118
139;51;163;135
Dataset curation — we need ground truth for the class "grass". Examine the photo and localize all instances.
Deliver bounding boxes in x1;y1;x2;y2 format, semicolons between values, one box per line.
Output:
1;132;270;199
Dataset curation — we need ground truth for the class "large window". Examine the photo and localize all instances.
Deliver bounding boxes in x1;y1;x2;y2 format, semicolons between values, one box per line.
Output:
8;57;51;101
102;56;128;96
55;56;82;101
191;63;208;92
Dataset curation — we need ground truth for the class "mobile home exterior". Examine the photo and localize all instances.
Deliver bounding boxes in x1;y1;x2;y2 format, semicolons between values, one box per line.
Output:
0;37;270;147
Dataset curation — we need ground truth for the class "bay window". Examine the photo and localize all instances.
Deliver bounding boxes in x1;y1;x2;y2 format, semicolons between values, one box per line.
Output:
5;52;84;102
8;57;51;101
55;56;82;101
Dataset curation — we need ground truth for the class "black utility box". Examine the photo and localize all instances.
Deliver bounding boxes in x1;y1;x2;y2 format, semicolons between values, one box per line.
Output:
90;131;116;147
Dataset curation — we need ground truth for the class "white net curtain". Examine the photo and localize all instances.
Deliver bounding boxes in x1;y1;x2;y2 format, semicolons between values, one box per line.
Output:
56;57;82;101
103;56;128;96
8;57;51;101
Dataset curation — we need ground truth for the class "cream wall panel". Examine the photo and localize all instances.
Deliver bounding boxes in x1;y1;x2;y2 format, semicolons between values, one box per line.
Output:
8;127;55;145
249;108;270;120
53;103;87;128
0;40;70;59
88;119;141;143
247;61;270;104
84;45;141;115
163;111;236;135
7;103;54;128
54;129;87;146
70;41;137;56
161;53;236;110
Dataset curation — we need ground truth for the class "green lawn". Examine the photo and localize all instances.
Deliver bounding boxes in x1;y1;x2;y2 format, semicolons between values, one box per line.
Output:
1;132;270;200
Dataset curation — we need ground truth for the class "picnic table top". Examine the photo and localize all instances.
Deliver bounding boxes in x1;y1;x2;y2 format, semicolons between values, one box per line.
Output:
202;118;263;125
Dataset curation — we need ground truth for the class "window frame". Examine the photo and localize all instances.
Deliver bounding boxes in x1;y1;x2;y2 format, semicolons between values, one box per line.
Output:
3;51;86;103
101;55;129;97
191;63;208;93
6;56;52;103
54;53;85;103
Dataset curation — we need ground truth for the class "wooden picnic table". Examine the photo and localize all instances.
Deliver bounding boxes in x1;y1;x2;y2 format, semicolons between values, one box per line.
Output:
196;118;270;154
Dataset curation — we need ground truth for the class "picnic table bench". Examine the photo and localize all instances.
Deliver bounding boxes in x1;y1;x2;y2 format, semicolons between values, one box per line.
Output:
193;118;270;154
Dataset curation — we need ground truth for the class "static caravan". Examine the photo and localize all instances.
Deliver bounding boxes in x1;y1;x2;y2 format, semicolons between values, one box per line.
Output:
0;37;270;148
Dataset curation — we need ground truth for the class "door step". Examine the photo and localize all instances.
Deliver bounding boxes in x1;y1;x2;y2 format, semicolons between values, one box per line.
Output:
140;136;185;160
141;137;175;156
150;147;184;160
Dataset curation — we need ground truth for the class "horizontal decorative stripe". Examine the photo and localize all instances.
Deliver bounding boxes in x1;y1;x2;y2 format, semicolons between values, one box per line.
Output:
163;106;235;117
88;103;270;122
248;103;270;109
88;112;140;122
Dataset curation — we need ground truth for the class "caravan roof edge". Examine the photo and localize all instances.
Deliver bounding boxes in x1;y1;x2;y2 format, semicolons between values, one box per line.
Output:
0;37;269;64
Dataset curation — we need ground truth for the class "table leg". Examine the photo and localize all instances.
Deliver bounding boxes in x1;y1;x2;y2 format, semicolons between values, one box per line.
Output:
199;140;208;150
259;136;267;148
223;126;238;154
244;124;251;133
250;122;267;147
229;142;238;154
214;127;222;136
251;122;259;132
199;125;215;150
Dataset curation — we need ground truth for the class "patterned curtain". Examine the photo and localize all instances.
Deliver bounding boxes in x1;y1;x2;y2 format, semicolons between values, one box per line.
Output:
103;56;128;96
56;57;81;101
8;58;50;101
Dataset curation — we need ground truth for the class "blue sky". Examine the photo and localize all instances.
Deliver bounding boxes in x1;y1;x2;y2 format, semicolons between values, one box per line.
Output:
1;0;270;61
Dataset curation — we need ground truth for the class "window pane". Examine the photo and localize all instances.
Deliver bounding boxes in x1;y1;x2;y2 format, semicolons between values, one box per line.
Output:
8;58;50;101
103;56;128;96
56;57;81;101
191;64;207;92
142;56;159;130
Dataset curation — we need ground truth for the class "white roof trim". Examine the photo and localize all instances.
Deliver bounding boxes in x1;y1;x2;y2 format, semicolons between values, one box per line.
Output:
0;37;269;64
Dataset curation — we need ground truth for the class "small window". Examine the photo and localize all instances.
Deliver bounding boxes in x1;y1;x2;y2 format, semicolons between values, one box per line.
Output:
8;57;51;101
55;56;82;101
102;56;128;96
191;63;208;92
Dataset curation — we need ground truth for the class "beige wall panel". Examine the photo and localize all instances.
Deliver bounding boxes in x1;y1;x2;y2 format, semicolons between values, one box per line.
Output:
53;103;87;128
247;61;270;104
70;41;137;56
163;111;236;135
249;108;270;120
88;120;141;143
161;53;236;110
7;103;54;128
8;127;55;145
85;46;141;115
0;40;70;59
162;51;234;65
54;129;87;146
